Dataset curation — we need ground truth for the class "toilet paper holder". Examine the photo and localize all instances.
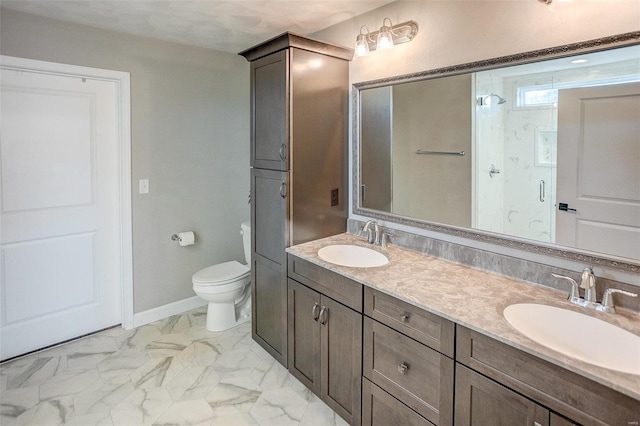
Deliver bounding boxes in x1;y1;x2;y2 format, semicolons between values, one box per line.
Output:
171;231;196;246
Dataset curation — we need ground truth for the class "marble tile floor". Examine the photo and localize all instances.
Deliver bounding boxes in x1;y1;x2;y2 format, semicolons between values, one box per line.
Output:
0;306;349;426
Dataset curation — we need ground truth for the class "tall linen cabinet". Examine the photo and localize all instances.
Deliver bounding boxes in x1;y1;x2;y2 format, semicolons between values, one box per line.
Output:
239;33;352;366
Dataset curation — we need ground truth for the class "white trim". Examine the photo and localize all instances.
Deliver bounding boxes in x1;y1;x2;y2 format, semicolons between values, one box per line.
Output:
0;55;134;330
133;296;206;328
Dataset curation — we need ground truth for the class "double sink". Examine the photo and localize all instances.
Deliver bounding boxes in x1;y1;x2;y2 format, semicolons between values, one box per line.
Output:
317;243;640;377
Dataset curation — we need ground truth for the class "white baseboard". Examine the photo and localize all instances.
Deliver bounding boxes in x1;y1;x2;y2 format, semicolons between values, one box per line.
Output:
132;296;206;328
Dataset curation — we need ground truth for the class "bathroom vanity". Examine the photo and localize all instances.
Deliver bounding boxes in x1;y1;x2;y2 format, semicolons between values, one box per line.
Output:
286;233;640;426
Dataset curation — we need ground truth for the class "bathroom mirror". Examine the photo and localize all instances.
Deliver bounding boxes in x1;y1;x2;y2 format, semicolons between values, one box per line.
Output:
353;32;640;271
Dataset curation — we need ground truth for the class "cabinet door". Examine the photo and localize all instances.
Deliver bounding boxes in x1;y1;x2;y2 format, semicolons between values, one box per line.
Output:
362;378;434;426
455;364;549;426
251;168;288;365
287;279;321;395
321;295;362;426
251;50;288;171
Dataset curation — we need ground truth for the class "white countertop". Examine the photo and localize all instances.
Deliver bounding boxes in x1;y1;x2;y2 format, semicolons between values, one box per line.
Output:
286;233;640;401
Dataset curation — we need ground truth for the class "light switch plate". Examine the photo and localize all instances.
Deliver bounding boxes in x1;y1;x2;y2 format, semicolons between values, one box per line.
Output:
139;179;149;194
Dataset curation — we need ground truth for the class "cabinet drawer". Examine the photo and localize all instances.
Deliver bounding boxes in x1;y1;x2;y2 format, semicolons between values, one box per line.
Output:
456;326;639;425
364;318;453;425
288;254;363;312
362;378;434;426
365;287;454;357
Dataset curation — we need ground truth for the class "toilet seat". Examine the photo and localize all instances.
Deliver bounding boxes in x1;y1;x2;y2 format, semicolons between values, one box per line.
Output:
192;261;250;286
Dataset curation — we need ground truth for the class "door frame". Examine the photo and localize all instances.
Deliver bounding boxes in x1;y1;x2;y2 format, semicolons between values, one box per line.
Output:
1;55;134;329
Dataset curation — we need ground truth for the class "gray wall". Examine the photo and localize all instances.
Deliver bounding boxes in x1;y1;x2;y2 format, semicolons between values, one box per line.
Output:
1;9;250;313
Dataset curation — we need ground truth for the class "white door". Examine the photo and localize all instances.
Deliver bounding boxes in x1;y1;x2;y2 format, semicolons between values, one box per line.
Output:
1;65;123;360
556;82;640;260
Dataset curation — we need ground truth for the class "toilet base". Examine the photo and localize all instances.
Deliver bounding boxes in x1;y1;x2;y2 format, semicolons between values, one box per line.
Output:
205;297;251;332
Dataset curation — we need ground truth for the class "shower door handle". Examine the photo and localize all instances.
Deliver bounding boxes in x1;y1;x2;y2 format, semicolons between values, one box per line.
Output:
539;180;545;202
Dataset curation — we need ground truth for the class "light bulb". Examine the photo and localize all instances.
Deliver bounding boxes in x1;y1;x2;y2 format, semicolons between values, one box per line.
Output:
377;26;394;50
355;34;369;57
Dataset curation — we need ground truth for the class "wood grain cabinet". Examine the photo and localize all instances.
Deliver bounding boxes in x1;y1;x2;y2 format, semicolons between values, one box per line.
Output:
240;34;351;367
363;288;455;426
287;255;363;426
456;326;639;425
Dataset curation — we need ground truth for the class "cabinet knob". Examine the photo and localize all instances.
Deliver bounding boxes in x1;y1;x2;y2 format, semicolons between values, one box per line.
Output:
401;312;410;323
311;303;320;321
279;144;286;161
397;362;409;375
280;182;287;198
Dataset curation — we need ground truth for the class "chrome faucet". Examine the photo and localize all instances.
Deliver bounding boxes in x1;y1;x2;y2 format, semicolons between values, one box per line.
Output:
552;267;638;314
362;220;392;247
580;267;597;305
362;220;380;245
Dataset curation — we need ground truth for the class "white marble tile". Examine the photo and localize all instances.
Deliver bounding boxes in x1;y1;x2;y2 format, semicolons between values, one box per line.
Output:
206;377;262;416
249;388;309;426
152;314;193;335
5;357;64;390
299;400;349;426
39;370;100;400
166;366;221;401
0;386;39;424
64;339;118;370
185;325;224;342
97;348;150;378
12;395;74;426
145;333;193;358
218;324;252;352
176;340;223;368
63;412;114;426
210;412;258;426
72;375;134;415
116;325;162;350
110;388;173;426
249;341;274;361
250;359;289;391
211;349;259;379
131;357;183;389
152;399;216;426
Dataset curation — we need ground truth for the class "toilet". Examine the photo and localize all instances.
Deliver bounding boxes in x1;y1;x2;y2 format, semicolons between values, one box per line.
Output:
192;221;252;332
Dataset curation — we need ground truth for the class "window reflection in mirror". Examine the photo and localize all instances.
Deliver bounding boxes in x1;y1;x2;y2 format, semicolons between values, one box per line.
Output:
359;44;640;261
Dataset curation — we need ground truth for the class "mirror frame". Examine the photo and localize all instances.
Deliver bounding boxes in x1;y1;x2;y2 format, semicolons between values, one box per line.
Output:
352;31;640;273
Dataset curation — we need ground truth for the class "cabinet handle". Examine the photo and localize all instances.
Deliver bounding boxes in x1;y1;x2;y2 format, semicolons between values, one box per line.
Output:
311;303;320;321
401;312;410;323
280;182;287;198
533;423;542;426
319;306;329;325
279;144;286;161
397;362;409;375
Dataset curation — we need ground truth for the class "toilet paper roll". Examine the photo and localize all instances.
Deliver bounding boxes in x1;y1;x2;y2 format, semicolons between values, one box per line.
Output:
178;231;195;246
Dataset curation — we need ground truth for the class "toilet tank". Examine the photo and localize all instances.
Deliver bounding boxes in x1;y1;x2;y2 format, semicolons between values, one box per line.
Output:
240;221;251;265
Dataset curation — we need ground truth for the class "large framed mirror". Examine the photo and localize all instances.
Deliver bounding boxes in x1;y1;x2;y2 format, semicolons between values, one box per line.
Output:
353;32;640;272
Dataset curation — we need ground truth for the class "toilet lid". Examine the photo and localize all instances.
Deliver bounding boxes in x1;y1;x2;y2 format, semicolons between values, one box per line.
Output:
193;261;250;285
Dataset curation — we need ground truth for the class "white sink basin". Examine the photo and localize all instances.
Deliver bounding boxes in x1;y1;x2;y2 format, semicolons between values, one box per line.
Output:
503;303;640;375
317;245;389;268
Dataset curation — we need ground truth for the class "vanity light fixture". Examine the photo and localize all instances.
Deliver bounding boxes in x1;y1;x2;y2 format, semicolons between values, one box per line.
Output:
354;18;418;57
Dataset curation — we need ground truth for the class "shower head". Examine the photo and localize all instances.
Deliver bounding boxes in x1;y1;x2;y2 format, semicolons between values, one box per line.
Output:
477;93;507;106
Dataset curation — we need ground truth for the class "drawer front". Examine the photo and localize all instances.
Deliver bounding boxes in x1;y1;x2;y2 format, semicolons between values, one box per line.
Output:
456;326;639;426
365;287;454;357
288;254;363;312
362;378;434;426
364;318;454;425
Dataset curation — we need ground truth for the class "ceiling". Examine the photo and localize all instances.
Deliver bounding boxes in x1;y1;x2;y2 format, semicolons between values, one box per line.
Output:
2;0;392;53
